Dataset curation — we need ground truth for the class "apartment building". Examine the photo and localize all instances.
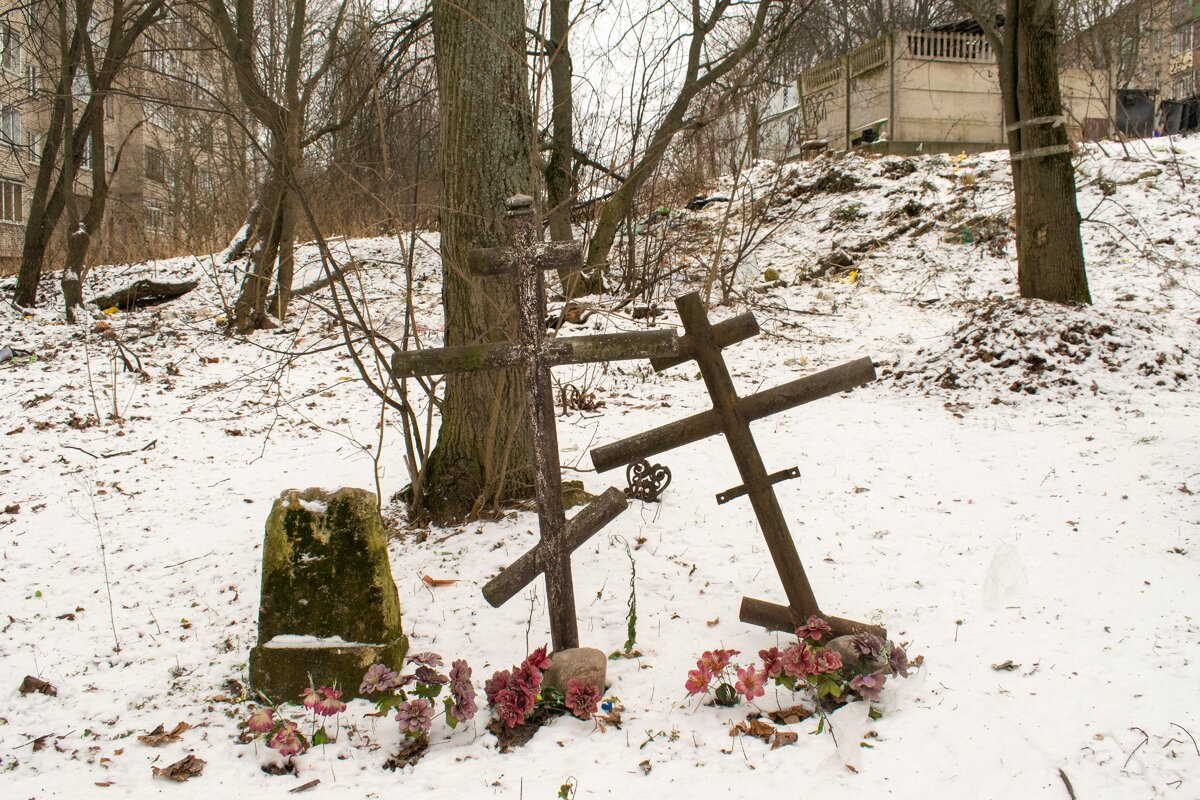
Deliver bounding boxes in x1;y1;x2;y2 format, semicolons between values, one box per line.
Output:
0;3;240;270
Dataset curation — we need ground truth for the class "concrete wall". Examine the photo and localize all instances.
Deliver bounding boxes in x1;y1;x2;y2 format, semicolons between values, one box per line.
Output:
893;58;1004;147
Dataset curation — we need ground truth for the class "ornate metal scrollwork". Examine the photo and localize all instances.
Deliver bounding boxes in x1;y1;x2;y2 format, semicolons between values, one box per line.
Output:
624;459;672;502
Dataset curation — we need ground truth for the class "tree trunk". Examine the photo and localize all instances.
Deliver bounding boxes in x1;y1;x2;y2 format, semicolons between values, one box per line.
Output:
545;0;598;298
62;116;109;323
424;0;534;523
1009;0;1090;304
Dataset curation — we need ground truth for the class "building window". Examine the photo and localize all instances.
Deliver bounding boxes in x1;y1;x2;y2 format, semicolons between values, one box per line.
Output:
105;144;115;173
0;105;20;145
25;63;36;96
146;201;165;234
2;23;20;72
25;131;38;164
104;94;114;119
145;145;165;182
1;178;23;223
80;134;92;170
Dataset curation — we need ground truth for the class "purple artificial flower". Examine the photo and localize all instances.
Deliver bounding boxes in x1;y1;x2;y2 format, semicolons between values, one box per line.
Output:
449;659;478;721
414;665;449;685
360;663;399;695
888;644;911;677
247;707;275;734
408;652;444;667
395;698;435;735
796;616;833;643
849;670;887;702
565;679;601;720
850;633;885;659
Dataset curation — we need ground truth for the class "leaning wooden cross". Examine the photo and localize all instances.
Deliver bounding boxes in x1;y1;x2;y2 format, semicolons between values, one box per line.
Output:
590;292;886;640
389;194;679;652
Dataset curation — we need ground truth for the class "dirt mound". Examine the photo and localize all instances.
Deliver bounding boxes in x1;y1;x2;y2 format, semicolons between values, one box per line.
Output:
886;299;1195;403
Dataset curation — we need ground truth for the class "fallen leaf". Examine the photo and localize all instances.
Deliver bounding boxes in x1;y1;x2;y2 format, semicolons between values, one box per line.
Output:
95;781;114;787
766;705;813;725
421;575;457;587
770;732;799;749
19;675;57;696
139;722;191;746
5;503;19;514
706;617;719;626
152;754;205;782
991;660;1019;671
638;759;652;775
31;734;51;751
730;719;776;742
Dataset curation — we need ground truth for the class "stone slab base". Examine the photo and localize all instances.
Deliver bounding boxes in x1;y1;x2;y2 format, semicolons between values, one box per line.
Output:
249;637;408;704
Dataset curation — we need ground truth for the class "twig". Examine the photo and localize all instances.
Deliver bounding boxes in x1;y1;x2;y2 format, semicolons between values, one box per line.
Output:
63;445;100;459
1123;726;1149;771
164;551;215;569
87;488;121;653
1058;768;1076;800
289;779;321;793
1171;722;1199;756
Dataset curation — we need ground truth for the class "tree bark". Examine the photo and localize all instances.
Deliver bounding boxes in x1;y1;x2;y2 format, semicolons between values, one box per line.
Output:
423;0;535;523
1010;0;1090;304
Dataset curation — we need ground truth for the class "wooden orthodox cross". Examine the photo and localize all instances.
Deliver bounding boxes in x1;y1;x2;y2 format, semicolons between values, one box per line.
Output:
590;292;886;639
390;194;680;651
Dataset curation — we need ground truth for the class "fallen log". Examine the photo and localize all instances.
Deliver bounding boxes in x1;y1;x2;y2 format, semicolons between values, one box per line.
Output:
90;278;199;310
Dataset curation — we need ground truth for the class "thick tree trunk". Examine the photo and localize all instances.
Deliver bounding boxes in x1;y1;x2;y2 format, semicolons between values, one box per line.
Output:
424;0;534;523
1010;0;1090;304
63;114;110;322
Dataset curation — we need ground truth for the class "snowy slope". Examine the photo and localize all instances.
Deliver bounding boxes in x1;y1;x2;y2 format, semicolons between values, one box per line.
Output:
0;136;1197;799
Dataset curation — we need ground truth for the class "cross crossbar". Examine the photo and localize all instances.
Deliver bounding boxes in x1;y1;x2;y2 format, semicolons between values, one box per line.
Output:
391;330;678;379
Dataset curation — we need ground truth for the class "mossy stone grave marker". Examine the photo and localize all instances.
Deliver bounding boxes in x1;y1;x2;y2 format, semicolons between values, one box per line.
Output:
249;487;407;703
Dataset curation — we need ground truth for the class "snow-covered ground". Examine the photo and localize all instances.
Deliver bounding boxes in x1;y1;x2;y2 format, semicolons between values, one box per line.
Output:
1;136;1197;798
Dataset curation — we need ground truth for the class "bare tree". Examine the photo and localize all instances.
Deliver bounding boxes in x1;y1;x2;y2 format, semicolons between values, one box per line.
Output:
12;0;167;311
954;0;1090;304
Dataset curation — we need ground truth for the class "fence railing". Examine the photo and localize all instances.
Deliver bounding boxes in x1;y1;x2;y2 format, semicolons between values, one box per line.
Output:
849;36;889;76
902;30;994;63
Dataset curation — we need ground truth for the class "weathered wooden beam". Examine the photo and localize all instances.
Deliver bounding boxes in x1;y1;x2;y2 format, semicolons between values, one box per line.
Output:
590;356;876;473
649;312;760;372
90;278;199;310
739;597;887;640
390;329;680;379
482;487;628;608
468;242;583;276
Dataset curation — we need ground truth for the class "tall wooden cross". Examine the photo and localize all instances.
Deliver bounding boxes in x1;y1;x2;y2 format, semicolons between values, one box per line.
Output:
590;292;886;640
390;194;680;651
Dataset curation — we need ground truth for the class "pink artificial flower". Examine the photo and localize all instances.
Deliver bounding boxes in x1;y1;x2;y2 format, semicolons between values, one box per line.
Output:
299;686;320;710
314;695;346;717
524;645;552;672
699;648;739;673
735;665;766;701
796;616;833;642
685;665;713;695
268;721;306;756
565;679;601;720
850;670;887;702
813;648;843;675
247;707;275;734
484;669;511;706
781;643;817;678
759;646;784;678
493;688;525;728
